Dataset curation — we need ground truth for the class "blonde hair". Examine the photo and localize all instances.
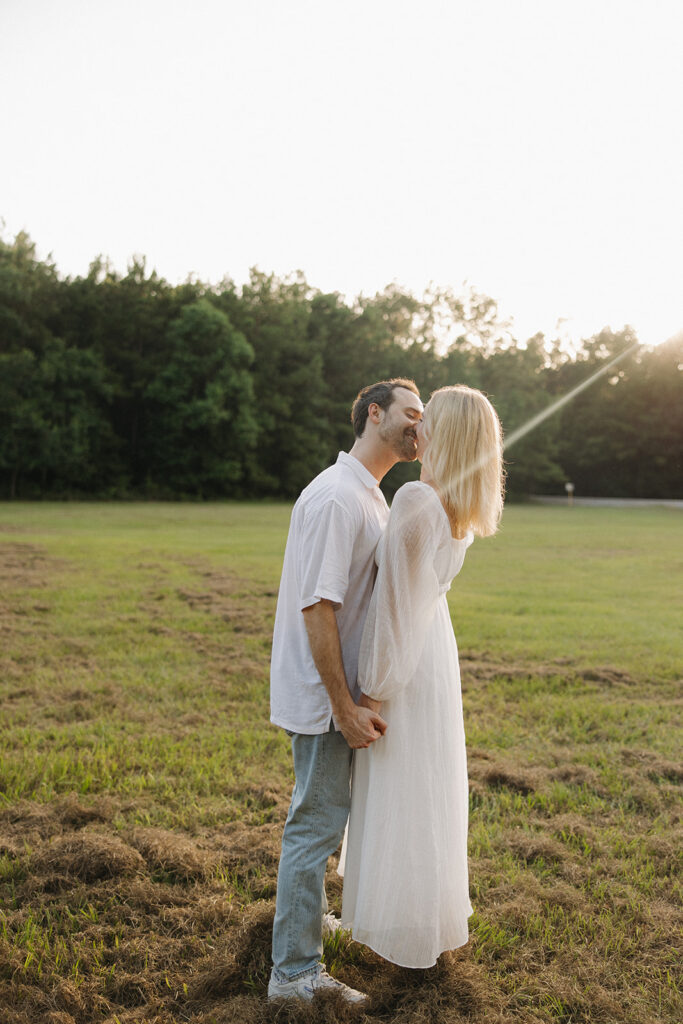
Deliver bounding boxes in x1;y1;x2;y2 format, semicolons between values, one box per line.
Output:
421;385;504;538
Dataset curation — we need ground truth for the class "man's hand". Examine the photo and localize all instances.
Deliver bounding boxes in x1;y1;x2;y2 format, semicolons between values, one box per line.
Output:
337;703;387;750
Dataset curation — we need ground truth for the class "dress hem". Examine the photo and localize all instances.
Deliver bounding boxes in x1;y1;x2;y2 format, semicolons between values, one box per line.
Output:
347;928;470;970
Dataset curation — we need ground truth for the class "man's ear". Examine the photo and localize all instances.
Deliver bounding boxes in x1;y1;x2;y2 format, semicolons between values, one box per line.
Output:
367;402;382;426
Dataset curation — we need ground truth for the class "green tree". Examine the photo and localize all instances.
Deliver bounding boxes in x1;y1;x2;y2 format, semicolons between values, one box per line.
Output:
556;329;682;497
218;270;330;496
0;229;61;357
475;335;566;496
0;339;115;497
0;349;46;498
79;257;202;489
144;299;257;495
37;338;118;494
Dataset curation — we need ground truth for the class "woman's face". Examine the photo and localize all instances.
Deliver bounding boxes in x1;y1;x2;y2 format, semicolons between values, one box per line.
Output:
416;408;430;461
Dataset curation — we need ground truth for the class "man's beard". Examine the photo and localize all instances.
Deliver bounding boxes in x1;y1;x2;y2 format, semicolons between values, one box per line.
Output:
381;423;418;462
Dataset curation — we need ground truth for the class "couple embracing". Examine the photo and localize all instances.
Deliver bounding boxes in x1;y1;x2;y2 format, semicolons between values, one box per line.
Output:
268;379;504;1003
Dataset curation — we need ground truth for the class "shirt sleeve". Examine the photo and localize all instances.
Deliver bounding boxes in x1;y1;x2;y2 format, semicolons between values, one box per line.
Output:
358;484;442;701
298;498;356;611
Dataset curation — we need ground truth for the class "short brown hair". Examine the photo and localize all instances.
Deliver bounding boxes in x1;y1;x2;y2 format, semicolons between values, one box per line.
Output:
351;379;420;438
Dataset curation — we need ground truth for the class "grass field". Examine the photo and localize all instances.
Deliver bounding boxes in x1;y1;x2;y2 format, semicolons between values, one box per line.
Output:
0;501;681;1024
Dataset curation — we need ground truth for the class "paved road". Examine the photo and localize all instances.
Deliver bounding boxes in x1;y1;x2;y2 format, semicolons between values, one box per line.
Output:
530;496;683;509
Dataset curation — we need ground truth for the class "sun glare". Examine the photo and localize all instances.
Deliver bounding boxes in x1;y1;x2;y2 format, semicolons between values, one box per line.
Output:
633;322;683;350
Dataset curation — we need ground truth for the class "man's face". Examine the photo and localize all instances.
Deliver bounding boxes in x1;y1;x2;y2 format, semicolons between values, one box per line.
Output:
377;388;424;462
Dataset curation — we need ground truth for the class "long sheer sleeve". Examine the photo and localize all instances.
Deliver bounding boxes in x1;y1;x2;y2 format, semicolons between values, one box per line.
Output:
358;483;443;701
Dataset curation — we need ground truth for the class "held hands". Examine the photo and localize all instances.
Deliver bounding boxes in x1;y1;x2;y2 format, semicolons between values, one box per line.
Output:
338;701;387;750
301;601;386;748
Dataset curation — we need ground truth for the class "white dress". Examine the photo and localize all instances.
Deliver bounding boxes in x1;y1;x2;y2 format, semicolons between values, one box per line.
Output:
339;480;473;969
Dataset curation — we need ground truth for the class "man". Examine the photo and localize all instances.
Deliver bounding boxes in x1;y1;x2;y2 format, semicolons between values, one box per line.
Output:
268;378;424;1003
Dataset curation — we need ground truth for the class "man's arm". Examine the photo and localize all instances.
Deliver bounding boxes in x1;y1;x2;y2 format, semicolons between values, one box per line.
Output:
302;599;387;749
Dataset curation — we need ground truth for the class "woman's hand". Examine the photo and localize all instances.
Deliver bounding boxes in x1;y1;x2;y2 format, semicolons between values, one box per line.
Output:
359;692;383;715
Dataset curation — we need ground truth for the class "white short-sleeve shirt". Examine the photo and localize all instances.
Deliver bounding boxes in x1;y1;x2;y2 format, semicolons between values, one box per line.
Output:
270;452;390;734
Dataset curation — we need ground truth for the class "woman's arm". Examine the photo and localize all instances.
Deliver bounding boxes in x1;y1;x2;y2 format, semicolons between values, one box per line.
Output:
358;484;441;702
359;691;382;714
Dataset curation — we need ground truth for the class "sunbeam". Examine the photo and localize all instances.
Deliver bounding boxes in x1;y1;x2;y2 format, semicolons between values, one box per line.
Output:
504;327;680;451
504;341;640;451
447;328;681;488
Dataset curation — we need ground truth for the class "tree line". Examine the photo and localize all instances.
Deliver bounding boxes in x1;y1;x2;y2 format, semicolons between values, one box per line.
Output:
0;229;680;500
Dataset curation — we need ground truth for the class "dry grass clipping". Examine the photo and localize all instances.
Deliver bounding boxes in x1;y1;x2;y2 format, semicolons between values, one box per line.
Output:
32;832;145;881
129;827;208;880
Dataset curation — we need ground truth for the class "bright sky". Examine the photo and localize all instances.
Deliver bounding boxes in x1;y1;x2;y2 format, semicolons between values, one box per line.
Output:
1;0;681;349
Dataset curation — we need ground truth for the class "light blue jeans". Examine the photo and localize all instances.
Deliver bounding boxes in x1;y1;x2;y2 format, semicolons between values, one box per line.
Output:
271;723;352;980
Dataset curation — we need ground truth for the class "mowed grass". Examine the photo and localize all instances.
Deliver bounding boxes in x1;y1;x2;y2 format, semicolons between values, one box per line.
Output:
0;501;680;1024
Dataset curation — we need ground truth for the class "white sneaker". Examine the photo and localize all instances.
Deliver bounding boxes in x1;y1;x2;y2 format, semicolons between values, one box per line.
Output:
267;966;367;1004
322;912;345;938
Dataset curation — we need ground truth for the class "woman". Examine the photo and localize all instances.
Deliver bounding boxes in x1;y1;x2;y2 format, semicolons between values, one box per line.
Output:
339;385;504;969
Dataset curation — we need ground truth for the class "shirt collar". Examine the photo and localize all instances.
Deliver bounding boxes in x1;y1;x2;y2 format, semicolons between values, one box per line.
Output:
336;451;381;490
